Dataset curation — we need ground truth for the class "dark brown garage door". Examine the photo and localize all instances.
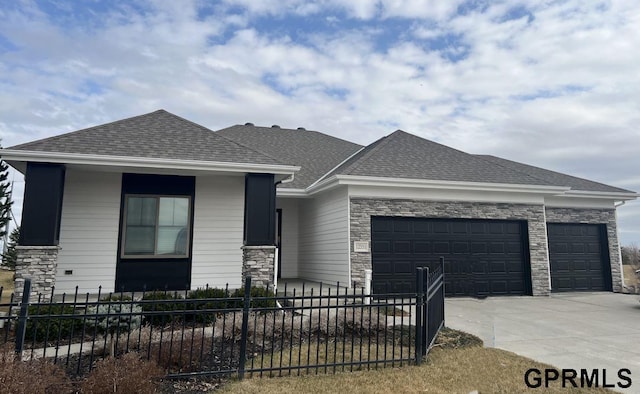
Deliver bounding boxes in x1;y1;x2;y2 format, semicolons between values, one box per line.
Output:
547;223;611;292
371;217;531;296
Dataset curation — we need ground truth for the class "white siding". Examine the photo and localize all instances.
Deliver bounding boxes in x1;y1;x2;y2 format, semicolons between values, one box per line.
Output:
298;187;350;284
276;198;299;278
56;170;121;293
191;175;245;289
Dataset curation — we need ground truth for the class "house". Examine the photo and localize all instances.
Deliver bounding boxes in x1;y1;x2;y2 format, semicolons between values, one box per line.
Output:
2;110;637;300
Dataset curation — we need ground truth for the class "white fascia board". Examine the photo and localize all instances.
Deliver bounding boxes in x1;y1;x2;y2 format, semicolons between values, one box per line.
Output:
2;149;300;175
306;174;570;196
562;189;639;201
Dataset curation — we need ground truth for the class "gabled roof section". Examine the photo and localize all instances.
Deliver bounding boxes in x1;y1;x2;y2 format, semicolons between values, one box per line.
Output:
7;110;287;166
217;124;362;189
475;155;633;194
327;130;554;186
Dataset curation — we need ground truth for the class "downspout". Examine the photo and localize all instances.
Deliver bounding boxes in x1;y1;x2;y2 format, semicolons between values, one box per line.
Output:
273;174;294;309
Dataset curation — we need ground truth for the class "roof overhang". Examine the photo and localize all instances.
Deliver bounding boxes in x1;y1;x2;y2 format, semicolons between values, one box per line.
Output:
306;174;571;196
562;189;639;201
2;149;300;178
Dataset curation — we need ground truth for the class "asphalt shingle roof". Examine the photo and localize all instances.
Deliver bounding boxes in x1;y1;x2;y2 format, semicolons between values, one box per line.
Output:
217;124;362;189
6;109;632;194
328;130;557;186
7;110;287;166
475;155;633;193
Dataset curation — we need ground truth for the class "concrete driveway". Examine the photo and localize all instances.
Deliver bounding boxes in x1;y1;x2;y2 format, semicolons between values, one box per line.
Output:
445;292;640;387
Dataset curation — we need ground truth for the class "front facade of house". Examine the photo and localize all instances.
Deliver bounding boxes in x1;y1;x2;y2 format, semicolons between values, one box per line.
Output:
3;110;636;299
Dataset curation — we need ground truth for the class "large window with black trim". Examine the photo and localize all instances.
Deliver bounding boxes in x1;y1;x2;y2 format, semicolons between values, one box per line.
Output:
122;195;191;257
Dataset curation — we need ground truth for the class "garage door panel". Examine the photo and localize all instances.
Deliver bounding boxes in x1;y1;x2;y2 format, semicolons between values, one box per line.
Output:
393;241;411;253
453;242;469;254
372;218;393;233
548;223;610;292
393;220;410;233
372;217;529;296
372;240;391;253
413;241;431;253
433;222;448;233
489;243;505;254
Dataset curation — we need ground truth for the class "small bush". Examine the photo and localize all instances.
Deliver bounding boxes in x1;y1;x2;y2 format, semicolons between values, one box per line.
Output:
232;286;277;308
1;344;71;394
100;293;133;302
141;291;184;326
80;352;163;394
25;304;84;342
186;287;234;323
85;302;143;336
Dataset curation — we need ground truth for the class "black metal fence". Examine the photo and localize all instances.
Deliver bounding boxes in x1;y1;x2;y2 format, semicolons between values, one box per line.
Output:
0;265;444;380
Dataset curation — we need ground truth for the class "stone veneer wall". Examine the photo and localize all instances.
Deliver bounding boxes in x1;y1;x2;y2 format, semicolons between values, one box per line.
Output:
350;199;551;296
14;246;60;302
545;207;622;292
242;246;276;288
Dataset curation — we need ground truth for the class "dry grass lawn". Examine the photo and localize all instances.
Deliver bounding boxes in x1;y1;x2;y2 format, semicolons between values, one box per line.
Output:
224;346;614;394
0;270;14;313
623;265;640;290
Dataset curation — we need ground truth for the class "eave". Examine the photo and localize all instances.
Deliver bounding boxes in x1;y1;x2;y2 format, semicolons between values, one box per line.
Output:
306;174;571;196
2;149;300;177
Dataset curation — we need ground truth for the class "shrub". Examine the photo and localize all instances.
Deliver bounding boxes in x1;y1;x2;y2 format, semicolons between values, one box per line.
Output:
140;291;184;326
85;302;143;336
186;287;234;323
24;304;84;342
100;293;133;302
85;302;143;356
232;286;277;309
80;352;163;394
1;344;71;394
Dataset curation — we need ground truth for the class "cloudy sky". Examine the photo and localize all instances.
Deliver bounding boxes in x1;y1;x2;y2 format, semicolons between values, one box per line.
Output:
0;0;639;244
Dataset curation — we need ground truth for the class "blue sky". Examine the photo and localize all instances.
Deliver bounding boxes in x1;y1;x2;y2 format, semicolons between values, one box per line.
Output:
1;0;639;244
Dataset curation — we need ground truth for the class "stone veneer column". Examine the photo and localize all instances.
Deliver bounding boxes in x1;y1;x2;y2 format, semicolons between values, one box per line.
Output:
349;198;552;296
241;245;276;288
14;246;60;302
545;207;622;292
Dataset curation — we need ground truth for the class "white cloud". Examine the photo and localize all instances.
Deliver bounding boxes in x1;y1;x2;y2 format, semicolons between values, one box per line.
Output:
0;0;639;243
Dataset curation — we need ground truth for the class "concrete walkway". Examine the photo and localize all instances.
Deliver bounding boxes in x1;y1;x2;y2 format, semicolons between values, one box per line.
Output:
445;293;640;389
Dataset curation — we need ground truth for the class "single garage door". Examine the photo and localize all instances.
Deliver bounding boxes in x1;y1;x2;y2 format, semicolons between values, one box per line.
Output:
371;217;531;296
547;223;611;292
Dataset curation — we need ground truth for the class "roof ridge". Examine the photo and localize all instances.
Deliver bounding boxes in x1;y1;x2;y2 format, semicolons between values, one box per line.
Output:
7;109;168;150
218;124;363;149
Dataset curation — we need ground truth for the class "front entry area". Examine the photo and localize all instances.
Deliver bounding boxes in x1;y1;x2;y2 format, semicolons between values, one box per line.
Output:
371;217;531;296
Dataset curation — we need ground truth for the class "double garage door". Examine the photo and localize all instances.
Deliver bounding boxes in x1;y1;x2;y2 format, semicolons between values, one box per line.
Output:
371;217;611;296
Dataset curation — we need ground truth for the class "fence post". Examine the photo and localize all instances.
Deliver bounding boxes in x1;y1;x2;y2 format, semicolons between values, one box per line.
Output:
440;256;445;327
237;276;252;380
415;267;424;365
422;267;429;357
15;278;32;358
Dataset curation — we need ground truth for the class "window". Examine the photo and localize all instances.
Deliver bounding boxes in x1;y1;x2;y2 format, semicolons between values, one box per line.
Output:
122;195;190;257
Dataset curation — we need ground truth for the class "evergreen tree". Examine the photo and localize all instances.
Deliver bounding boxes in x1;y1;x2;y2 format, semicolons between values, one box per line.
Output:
2;227;19;269
0;148;12;240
